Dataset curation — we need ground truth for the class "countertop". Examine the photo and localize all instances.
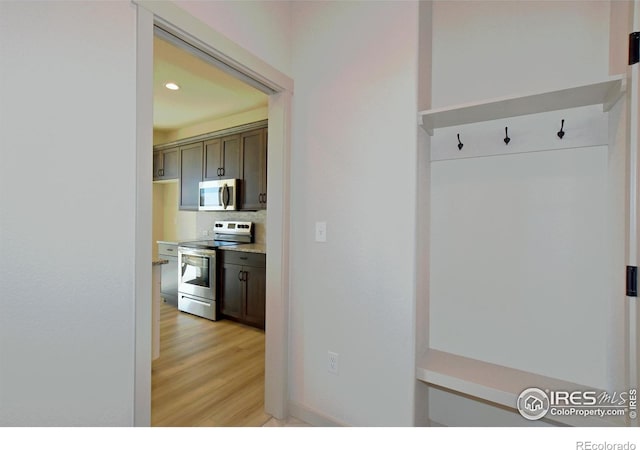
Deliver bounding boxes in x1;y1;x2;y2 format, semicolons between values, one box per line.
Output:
157;239;266;254
153;259;169;266
157;238;196;246
218;243;266;254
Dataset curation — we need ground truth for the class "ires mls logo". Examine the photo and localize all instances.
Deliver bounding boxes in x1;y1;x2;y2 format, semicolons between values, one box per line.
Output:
517;388;550;420
517;387;638;421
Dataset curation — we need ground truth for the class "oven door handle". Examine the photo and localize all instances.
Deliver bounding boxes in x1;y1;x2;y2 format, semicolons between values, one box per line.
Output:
183;297;211;308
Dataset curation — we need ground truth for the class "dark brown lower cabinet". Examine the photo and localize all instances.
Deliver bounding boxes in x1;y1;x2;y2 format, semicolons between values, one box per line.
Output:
219;251;266;330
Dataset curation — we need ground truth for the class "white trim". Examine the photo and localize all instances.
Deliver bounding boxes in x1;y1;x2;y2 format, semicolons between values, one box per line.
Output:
134;4;154;427
153;25;275;96
428;420;446;427
264;91;292;420
133;1;293;423
135;0;292;93
627;0;640;428
288;401;347;427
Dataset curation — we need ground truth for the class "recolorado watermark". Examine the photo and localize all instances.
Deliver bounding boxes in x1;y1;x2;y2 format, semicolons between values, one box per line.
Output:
516;387;637;421
576;442;636;450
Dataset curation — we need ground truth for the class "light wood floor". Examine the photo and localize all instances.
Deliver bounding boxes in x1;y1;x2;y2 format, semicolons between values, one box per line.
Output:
151;301;270;427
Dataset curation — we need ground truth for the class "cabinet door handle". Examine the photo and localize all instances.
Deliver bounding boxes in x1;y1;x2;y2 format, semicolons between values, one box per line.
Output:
243;271;248;282
220;167;225;176
238;270;243;281
222;184;229;209
159;169;164;177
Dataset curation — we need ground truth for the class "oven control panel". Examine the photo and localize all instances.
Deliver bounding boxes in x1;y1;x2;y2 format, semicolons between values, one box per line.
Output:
213;221;253;243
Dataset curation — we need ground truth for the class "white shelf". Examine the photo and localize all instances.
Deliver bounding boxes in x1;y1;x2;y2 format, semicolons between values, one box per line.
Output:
416;349;626;427
418;75;626;135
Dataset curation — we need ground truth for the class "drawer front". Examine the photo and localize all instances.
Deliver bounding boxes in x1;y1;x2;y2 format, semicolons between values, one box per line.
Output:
158;243;178;256
178;294;216;321
220;250;265;268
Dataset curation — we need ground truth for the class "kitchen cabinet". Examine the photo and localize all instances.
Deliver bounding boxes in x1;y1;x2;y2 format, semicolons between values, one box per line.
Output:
153;146;179;180
158;242;178;306
157;122;266;211
219;250;266;329
240;128;267;210
179;141;204;210
203;135;241;181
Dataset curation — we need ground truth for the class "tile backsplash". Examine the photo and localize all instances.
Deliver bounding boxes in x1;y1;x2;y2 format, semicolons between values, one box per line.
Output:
196;210;266;244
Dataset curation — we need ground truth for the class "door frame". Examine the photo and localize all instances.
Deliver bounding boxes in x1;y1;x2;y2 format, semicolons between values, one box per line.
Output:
628;0;640;427
133;1;293;425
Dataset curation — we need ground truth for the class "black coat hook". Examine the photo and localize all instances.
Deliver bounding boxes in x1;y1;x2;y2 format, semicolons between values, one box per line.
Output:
504;127;511;145
557;119;565;139
457;133;463;151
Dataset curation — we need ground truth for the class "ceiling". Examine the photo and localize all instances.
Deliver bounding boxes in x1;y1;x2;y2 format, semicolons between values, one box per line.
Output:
153;36;268;131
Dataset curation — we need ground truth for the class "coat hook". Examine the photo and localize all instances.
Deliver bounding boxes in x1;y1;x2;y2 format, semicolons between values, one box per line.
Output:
457;133;463;151
504;127;511;145
557;119;565;139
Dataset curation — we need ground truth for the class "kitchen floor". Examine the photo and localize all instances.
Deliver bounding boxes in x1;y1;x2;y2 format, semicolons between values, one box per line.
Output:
151;301;270;426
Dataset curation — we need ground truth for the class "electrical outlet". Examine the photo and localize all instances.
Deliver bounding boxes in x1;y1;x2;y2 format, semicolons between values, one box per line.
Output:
315;221;327;242
328;351;339;375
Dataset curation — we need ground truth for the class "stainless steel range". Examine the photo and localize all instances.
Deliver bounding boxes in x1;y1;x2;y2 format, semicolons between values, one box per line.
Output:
177;221;253;320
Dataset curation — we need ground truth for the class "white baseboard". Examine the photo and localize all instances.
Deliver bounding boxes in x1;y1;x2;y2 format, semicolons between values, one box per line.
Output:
288;401;348;427
428;420;446;427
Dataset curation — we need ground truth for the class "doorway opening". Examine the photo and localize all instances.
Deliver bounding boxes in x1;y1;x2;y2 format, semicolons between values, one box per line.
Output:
135;3;293;426
151;29;271;426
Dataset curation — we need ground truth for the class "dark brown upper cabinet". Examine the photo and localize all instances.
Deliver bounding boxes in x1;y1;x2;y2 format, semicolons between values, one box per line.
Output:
155;122;267;211
203;135;241;181
178;142;204;211
240;128;267;210
153;146;179;181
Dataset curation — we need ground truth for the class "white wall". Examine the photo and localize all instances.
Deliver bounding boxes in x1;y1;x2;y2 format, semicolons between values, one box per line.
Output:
0;1;137;425
431;0;610;108
426;0;615;426
289;1;420;426
0;0;294;426
174;0;292;77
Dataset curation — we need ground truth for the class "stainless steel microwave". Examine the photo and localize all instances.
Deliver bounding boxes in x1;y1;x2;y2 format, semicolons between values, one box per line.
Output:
198;179;238;211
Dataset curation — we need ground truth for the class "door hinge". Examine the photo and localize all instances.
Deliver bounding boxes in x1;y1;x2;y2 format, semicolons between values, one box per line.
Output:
630;32;640;65
627;266;638;297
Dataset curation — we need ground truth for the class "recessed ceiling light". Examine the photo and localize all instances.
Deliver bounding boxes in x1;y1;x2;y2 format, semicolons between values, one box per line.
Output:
164;82;180;91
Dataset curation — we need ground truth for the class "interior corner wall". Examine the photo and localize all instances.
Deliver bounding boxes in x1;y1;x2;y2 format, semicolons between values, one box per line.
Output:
427;0;613;426
0;1;137;425
289;1;419;426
